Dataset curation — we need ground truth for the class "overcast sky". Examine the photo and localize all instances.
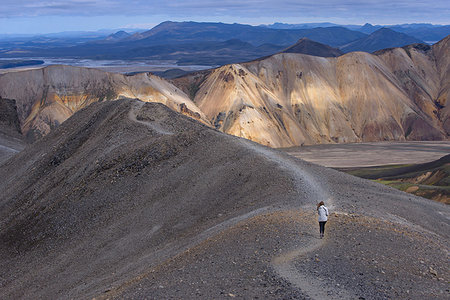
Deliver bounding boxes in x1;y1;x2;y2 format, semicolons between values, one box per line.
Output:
1;0;449;34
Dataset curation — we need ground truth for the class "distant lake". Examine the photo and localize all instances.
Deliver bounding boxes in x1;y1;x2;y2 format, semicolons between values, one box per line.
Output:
0;57;214;74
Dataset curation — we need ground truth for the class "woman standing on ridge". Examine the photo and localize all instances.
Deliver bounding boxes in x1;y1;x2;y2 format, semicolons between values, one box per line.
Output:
317;201;329;238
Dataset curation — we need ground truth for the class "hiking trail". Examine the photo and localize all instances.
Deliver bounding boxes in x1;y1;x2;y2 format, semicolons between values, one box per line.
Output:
239;139;357;299
128;101;174;135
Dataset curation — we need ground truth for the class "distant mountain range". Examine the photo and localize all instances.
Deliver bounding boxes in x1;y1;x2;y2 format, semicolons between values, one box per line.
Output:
281;38;343;57
340;28;423;53
114;39;284;65
0;21;363;65
121;21;366;47
352;23;450;42
263;22;450;42
104;30;131;41
0;21;448;66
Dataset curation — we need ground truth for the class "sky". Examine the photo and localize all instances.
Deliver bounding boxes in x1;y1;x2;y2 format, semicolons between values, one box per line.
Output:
0;0;449;34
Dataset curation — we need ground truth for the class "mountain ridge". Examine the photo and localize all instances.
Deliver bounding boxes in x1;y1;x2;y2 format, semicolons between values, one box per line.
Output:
281;37;343;57
340;28;424;53
0;21;367;65
262;22;450;41
124;21;367;47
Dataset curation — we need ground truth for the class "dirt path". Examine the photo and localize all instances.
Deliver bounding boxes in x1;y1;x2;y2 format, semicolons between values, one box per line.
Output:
128;101;174;135
126;105;347;298
0;135;26;165
239;139;335;209
237;139;357;298
271;217;358;300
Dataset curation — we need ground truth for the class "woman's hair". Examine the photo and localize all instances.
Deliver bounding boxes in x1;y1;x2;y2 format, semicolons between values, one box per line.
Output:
317;201;324;210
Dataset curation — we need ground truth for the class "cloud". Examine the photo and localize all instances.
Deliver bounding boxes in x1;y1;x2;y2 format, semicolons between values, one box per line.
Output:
0;0;449;24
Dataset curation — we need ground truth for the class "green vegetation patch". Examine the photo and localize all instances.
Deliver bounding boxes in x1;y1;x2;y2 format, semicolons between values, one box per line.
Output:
344;164;413;178
373;179;414;191
340;155;450;204
373;179;449;204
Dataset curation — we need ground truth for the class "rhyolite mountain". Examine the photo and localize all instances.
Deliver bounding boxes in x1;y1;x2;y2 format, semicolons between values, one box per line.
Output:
281;38;343;57
173;36;449;147
0;65;207;141
0;99;448;299
0;37;448;147
340;28;424;53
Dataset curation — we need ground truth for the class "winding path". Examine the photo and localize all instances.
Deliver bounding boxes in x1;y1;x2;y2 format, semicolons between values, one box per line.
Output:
127;103;349;299
128;101;174;135
238;139;359;299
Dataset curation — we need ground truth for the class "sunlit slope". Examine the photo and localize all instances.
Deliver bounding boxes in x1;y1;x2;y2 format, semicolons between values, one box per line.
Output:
0;65;208;141
1;37;448;147
182;37;449;147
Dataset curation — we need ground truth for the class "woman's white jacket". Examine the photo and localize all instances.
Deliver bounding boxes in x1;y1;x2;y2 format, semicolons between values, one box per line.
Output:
318;205;329;222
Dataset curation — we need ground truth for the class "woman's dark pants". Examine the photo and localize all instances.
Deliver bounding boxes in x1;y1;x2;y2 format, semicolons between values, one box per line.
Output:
319;221;327;236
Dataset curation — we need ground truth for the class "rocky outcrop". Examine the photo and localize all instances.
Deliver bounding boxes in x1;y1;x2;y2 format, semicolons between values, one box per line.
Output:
0;65;208;141
173;36;449;147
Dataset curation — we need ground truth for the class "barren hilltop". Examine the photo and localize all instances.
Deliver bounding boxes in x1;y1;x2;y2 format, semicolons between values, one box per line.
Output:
0;99;448;299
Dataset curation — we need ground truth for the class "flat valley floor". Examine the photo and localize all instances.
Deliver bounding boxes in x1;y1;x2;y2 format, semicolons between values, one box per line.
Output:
282;141;450;168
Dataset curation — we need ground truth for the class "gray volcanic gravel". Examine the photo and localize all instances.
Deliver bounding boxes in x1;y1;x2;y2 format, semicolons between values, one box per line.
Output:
295;213;449;299
0;99;448;299
114;211;307;299
0;98;26;164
